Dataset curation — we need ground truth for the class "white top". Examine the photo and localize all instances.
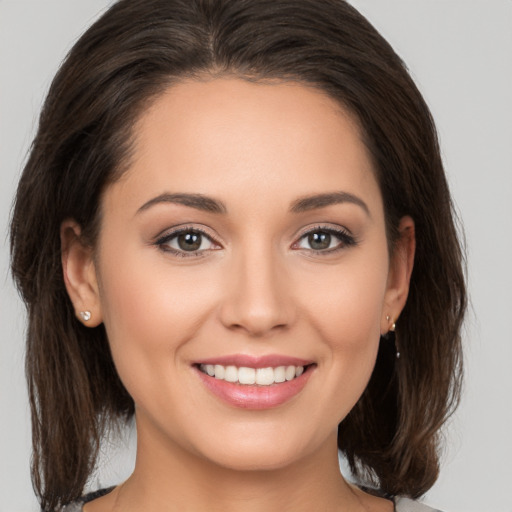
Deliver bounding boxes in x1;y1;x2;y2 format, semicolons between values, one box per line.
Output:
395;497;441;511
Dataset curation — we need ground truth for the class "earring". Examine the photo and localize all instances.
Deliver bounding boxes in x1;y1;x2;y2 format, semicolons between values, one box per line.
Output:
386;315;396;331
386;315;400;359
79;311;91;322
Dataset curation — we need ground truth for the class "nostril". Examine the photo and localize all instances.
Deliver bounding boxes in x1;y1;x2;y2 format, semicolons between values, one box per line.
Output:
217;265;296;335
229;321;289;337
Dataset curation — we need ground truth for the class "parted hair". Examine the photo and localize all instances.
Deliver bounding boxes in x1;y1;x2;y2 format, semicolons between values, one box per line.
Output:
10;0;466;510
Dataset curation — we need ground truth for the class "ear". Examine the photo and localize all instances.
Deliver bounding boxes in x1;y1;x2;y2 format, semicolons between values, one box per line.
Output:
61;220;103;327
381;216;415;334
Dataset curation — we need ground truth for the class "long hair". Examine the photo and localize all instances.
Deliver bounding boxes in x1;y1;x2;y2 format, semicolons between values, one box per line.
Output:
10;1;466;509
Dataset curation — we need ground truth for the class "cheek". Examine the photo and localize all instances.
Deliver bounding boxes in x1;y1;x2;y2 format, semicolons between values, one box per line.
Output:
299;256;388;349
95;245;220;401
98;236;216;335
294;252;389;417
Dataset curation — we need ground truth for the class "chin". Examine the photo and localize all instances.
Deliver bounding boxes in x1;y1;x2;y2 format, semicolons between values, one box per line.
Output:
190;424;321;473
203;445;304;473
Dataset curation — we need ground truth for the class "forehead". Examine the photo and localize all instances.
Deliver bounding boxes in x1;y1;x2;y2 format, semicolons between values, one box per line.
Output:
107;78;381;216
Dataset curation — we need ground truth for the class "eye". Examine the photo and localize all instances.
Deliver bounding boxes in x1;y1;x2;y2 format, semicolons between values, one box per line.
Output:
293;227;356;253
156;228;219;257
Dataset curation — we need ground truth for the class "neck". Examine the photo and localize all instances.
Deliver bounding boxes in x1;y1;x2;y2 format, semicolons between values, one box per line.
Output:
111;416;365;512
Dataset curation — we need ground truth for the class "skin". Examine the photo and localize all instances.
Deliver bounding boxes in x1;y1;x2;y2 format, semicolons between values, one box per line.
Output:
62;78;415;512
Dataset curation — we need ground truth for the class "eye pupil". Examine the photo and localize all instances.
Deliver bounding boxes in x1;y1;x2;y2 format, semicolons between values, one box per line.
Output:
308;232;331;250
178;232;202;251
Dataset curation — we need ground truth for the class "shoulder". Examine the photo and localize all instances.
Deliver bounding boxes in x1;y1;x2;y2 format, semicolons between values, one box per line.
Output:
61;501;83;512
61;487;115;512
395;496;443;512
61;488;443;512
357;485;443;512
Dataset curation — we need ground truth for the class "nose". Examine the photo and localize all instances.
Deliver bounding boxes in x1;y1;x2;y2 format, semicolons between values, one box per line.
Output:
218;245;295;337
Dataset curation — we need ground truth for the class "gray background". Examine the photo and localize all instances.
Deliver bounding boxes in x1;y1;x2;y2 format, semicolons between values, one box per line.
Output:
1;1;511;511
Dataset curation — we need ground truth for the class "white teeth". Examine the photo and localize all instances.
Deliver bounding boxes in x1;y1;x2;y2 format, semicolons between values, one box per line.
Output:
224;365;238;382
214;364;225;379
256;367;274;386
285;365;296;381
274;366;286;383
199;364;306;385
238;367;256;385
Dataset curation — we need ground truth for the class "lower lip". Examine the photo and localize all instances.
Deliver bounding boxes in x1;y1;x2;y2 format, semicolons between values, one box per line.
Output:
195;367;313;410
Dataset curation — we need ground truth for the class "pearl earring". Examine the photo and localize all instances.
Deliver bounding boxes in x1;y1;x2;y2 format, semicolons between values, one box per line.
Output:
386;315;396;331
386;315;400;359
79;311;91;322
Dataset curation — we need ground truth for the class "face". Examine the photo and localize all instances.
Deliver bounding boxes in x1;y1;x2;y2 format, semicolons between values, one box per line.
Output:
67;78;412;471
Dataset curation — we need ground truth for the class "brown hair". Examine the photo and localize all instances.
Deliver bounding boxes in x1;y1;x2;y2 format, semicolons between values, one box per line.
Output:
10;0;466;510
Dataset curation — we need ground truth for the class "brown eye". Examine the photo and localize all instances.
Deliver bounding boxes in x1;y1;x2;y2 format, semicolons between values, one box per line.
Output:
294;226;357;253
307;232;331;250
177;232;203;251
157;228;218;256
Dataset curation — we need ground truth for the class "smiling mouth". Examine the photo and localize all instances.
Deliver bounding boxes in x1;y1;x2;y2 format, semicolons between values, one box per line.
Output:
195;360;315;409
197;364;313;386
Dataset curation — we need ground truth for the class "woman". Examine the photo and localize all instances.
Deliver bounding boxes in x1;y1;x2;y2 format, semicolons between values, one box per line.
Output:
10;0;466;511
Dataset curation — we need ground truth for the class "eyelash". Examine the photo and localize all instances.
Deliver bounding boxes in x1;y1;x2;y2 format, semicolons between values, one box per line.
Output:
155;226;219;258
155;225;357;258
293;225;358;254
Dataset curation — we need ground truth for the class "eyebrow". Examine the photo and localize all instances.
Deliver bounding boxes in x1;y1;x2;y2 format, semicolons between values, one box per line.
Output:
136;190;369;216
137;193;227;215
290;191;370;216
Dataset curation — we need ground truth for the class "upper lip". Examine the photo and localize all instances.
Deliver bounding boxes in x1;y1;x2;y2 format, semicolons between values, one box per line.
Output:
195;354;314;369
